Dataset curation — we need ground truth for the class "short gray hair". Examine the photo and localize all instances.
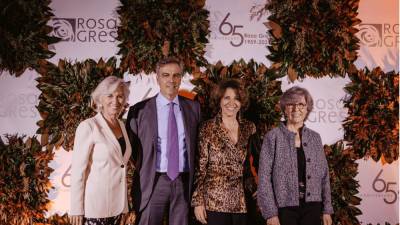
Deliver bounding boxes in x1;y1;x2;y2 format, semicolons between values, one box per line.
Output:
155;57;183;76
91;76;130;112
280;86;314;120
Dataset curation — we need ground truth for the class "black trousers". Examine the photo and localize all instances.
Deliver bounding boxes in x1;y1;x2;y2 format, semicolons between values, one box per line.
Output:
206;210;247;225
278;201;322;225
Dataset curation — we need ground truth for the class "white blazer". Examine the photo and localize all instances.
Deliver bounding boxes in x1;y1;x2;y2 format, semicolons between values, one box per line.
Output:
70;113;132;218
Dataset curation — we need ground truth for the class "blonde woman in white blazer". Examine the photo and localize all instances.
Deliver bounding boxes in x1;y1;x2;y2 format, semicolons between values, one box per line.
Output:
69;76;132;225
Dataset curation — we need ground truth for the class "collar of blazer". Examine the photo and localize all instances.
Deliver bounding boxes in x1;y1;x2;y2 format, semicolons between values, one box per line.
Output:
279;122;309;136
178;96;192;155
95;113;131;164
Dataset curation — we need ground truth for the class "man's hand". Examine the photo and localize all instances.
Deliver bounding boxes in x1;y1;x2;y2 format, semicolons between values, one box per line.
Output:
194;205;207;224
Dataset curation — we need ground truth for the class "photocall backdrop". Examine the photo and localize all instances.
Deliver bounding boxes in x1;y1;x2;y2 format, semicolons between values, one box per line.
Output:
0;0;398;224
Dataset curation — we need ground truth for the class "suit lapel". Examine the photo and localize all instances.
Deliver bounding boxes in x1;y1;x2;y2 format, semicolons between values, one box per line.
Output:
147;96;158;148
178;96;192;157
95;113;123;159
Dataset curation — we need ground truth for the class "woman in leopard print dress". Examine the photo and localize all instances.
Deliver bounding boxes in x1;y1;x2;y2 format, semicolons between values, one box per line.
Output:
192;79;257;225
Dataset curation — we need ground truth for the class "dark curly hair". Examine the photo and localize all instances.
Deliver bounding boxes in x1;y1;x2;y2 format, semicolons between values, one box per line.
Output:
211;79;249;116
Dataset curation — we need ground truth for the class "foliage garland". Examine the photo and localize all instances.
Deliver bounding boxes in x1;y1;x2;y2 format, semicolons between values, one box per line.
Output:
0;135;54;225
324;141;362;225
265;0;360;80
36;58;123;151
117;0;209;75
343;67;399;163
0;0;59;76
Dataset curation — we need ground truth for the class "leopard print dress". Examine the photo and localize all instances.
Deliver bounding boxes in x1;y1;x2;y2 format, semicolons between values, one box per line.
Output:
191;114;257;213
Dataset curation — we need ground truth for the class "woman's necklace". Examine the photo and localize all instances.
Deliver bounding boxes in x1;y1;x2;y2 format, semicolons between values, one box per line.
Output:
222;119;239;144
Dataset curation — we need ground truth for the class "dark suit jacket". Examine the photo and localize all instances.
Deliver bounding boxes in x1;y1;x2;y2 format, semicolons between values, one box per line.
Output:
126;94;201;212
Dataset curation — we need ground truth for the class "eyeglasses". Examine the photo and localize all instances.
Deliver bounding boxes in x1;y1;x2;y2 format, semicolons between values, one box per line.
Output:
286;103;307;110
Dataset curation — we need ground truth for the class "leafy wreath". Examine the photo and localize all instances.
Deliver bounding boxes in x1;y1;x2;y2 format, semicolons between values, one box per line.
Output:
36;58;123;151
117;0;210;75
0;135;54;225
265;0;360;80
0;0;59;76
343;67;399;163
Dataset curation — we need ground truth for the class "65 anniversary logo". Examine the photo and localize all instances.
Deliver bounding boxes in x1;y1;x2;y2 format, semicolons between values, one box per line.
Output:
215;13;269;47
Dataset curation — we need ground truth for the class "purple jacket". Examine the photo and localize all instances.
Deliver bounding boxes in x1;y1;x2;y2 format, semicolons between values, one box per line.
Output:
257;123;334;219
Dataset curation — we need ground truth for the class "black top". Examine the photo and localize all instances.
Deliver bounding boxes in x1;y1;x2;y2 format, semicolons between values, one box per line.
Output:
296;146;306;199
118;136;126;156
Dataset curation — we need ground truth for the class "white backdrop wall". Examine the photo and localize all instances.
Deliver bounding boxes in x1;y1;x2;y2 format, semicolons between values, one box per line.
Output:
0;0;398;224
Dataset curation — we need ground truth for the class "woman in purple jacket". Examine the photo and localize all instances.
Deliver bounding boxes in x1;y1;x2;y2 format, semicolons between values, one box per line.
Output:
257;86;333;225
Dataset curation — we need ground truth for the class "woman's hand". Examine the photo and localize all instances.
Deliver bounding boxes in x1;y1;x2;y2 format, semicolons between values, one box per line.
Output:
123;212;136;225
194;205;207;224
69;215;83;225
323;214;332;225
120;213;127;225
266;216;280;225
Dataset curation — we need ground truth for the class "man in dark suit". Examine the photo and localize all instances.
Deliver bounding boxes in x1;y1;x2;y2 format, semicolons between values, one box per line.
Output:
126;57;201;225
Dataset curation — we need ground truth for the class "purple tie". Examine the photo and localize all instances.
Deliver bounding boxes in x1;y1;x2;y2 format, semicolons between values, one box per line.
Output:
167;102;179;180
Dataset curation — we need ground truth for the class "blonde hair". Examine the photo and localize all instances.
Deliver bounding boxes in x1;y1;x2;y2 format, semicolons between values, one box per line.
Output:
90;76;130;112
